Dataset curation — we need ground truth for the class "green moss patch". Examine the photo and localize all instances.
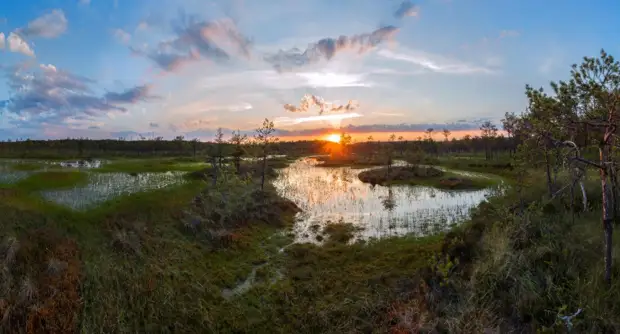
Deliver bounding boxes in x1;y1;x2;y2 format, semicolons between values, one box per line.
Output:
10;162;45;171
14;171;89;191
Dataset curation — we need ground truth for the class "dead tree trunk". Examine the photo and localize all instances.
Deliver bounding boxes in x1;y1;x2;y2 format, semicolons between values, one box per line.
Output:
600;124;615;285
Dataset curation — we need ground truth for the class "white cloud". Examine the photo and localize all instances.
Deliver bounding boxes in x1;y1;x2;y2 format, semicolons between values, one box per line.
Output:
200;70;372;91
113;28;131;44
65;117;104;129
19;9;67;39
297;72;372;88
40;64;58;72
275;113;363;125
0;32;5;49
377;48;496;75
7;33;34;57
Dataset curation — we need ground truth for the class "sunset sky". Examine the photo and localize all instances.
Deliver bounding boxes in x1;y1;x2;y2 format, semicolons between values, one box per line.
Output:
1;0;619;141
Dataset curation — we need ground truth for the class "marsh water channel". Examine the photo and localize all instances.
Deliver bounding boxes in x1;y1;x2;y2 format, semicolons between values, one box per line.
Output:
0;157;499;237
1;157;501;299
273;158;499;242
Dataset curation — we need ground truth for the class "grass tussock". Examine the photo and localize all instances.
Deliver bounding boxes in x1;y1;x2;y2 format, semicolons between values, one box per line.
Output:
400;173;620;333
13;171;89;191
435;156;515;178
3;153;620;332
358;165;498;189
322;221;364;244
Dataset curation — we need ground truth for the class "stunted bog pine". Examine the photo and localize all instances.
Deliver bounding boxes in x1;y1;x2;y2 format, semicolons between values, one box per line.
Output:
515;49;620;284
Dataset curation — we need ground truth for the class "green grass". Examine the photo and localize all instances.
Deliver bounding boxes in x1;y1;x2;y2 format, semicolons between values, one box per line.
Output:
358;165;501;190
11;171;89;191
4;152;620;332
393;171;500;190
9;162;45;171
418;172;620;332
0;164;448;333
435;156;515;178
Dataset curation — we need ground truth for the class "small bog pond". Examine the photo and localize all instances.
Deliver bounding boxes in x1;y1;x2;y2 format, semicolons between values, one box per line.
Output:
41;172;187;210
0;159;187;210
273;158;500;242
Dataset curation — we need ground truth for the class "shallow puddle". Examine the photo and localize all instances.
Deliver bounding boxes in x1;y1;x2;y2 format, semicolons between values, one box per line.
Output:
273;158;498;242
41;171;187;210
0;160;31;184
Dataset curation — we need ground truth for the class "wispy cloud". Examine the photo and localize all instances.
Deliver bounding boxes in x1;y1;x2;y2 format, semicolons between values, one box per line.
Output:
276;121;489;136
104;85;157;104
18;9;67;39
7;33;34;57
0;64;157;125
283;94;359;114
378;48;496;74
296;72;372;88
79;0;91;5
394;1;420;19
133;15;251;72
264;26;399;72
0;32;5;50
274;113;363;126
149;122;159;128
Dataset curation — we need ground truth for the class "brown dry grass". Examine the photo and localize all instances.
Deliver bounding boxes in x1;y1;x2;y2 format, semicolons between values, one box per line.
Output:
1;228;82;334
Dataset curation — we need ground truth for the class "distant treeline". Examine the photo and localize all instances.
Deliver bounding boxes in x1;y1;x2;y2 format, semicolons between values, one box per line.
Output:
0;131;519;160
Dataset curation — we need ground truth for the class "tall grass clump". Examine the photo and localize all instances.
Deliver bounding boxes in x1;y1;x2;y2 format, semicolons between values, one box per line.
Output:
413;172;620;333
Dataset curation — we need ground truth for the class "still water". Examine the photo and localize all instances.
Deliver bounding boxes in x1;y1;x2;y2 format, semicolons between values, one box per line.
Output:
0;161;30;184
0;159;186;210
41;172;186;210
273;158;497;242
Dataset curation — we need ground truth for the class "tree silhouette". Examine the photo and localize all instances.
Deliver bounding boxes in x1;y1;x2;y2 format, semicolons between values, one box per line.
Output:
254;119;278;191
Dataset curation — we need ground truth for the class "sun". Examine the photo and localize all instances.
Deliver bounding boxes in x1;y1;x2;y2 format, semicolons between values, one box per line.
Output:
325;133;341;143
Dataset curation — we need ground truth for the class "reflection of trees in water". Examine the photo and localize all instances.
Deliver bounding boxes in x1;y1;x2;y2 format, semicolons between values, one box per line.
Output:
273;158;492;241
381;186;397;212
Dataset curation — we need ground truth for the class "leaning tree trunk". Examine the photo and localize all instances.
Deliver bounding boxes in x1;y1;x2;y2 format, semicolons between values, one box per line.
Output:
600;144;614;284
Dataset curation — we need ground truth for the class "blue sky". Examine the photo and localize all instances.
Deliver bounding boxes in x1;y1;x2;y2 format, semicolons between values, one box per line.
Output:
0;0;619;140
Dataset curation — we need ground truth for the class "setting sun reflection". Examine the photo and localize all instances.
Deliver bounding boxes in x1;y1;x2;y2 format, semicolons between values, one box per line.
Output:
325;133;341;143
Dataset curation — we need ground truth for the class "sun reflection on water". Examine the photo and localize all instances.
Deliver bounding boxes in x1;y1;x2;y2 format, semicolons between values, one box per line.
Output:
273;158;494;243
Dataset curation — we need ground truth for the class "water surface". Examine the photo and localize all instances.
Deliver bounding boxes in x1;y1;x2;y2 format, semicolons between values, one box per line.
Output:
273;158;497;242
41;171;187;210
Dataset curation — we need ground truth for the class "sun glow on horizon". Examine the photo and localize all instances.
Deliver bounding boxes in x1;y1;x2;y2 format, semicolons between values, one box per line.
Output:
325;133;341;143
